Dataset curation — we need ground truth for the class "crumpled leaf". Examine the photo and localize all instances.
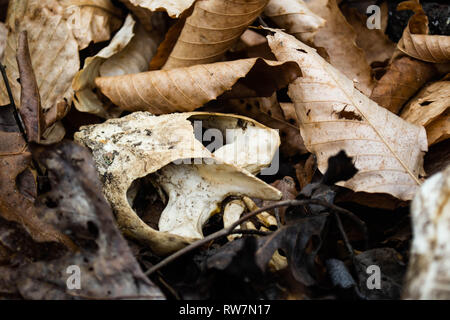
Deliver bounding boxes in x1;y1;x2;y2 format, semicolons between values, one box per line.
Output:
0;23;6;61
401;78;450;146
73;15;159;118
264;0;325;43
268;30;428;201
370;56;437;114
61;0;123;50
122;0;196;18
304;0;374;96
0;0;80;142
95;58;301;115
75;112;282;255
403;165;450;299
1;141;165;300
162;0;269;69
397;0;450;63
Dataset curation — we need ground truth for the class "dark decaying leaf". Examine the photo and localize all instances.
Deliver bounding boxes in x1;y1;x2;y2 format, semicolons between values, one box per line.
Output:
0;141;164;300
255;214;328;286
354;248;406;300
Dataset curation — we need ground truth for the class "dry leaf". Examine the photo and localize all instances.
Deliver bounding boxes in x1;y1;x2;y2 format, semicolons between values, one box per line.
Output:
95;58;301;114
397;0;450;63
73;15;159;118
0;1;80;142
304;0;374;96
295;154;317;189
403;165;450;299
162;0;269;69
0;23;6;61
75;112;281;254
268;30;427;201
61;0;123;50
341;4;395;66
122;0;196;18
264;0;325;43
401;79;450;146
370;56;436;114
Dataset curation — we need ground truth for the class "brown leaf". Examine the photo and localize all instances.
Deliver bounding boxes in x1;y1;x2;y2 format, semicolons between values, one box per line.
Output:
370;56;437;114
304;0;374;96
401;78;450;146
121;0;196;18
95;58;301;114
0;1;80;143
295;154;317;190
268;30;427;201
341;4;395;66
0;22;6;61
162;0;269;69
16;31;43;143
397;0;450;63
0;132;74;247
264;0;325;43
3;141;165;300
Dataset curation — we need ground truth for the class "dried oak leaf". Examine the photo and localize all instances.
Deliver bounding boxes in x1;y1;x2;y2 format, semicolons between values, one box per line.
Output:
0;1;80;143
121;0;196;18
264;0;325;44
95;58;301;114
304;0;374;96
396;0;450;63
401;77;449;146
162;0;269;69
403;165;450;299
73;15;159;118
61;0;123;50
268;30;427;201
3;141;165;300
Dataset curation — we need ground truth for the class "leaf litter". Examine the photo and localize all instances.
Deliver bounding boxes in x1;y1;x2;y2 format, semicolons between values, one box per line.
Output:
0;0;449;300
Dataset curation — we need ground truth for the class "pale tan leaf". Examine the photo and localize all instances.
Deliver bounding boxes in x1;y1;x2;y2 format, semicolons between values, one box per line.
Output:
95;57;301;114
397;0;450;63
123;0;196;18
268;30;427;201
404;165;450;299
401;79;450;146
73;15;159;118
0;23;6;61
304;0;374;96
60;0;123;50
162;0;269;69
264;0;325;43
0;1;79;143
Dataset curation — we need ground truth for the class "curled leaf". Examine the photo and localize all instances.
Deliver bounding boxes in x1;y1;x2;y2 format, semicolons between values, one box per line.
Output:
268;30;427;200
122;0;196;18
401;78;450;146
162;0;269;69
95;58;301;114
264;0;325;43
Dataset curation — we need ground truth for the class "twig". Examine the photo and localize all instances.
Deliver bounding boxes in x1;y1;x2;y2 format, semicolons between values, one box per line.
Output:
229;229;271;236
145;199;364;276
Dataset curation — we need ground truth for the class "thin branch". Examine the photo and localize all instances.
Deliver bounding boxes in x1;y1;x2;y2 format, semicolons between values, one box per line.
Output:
145;199;365;276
